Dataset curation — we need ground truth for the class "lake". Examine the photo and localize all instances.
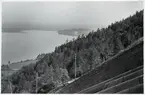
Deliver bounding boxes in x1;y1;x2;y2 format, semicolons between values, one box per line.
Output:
2;30;76;65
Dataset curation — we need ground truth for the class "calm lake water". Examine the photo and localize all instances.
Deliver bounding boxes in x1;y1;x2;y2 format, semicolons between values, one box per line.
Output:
2;30;76;65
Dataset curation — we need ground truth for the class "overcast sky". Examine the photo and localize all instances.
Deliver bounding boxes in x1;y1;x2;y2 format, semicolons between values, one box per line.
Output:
2;1;143;32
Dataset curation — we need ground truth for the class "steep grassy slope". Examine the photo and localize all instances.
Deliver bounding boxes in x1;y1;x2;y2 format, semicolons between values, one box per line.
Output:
55;38;143;93
1;10;143;93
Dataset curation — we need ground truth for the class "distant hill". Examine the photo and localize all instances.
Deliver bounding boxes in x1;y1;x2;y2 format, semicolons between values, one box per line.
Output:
1;65;15;78
1;59;38;79
1;10;143;93
58;28;91;36
8;59;37;70
1;65;12;71
2;59;37;71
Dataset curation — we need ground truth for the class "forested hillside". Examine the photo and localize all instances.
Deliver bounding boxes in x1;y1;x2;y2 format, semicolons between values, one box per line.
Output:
1;10;143;93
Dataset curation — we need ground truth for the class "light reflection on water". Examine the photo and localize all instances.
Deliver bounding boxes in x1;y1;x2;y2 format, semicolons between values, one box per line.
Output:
2;30;76;64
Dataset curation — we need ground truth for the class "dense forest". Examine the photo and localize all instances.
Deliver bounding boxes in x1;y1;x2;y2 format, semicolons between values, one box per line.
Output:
1;10;143;93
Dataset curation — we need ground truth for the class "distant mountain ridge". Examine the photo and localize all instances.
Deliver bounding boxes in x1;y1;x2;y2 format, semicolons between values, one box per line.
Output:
1;10;143;93
58;28;91;36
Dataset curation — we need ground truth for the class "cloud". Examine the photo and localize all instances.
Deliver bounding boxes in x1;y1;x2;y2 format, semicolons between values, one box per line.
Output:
2;1;143;32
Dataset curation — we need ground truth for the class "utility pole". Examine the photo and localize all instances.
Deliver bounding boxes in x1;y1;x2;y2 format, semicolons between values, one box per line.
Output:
74;53;76;79
36;72;38;93
7;63;12;93
51;65;53;81
8;79;12;93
